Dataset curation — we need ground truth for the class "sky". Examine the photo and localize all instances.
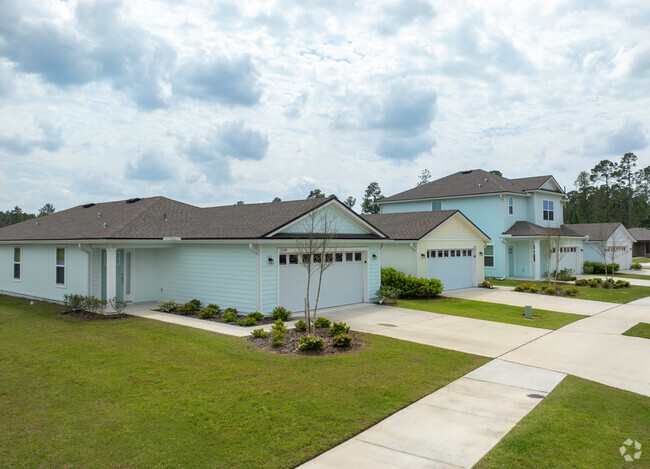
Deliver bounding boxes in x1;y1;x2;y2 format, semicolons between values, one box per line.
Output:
1;0;649;213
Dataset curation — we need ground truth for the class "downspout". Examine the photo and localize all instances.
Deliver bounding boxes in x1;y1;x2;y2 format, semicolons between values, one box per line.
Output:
249;243;261;312
78;243;91;296
409;242;418;276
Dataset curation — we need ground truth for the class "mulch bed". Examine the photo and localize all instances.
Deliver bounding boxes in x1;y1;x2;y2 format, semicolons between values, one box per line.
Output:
60;311;130;321
158;310;277;327
248;328;366;355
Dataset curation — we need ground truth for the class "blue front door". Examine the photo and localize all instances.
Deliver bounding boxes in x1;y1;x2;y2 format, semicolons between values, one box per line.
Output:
508;246;515;277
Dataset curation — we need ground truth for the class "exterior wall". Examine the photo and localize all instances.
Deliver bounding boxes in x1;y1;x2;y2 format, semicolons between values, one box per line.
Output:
583;227;633;270
0;244;89;302
511;240;533;278
380;200;434;213
280;205;369;235
380;243;417;276
632;242;650;257
531;192;564;228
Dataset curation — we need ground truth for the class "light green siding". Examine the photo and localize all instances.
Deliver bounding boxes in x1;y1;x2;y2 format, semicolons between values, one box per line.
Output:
380;200;433;213
0;244;89;302
380;243;416;276
279;205;370;235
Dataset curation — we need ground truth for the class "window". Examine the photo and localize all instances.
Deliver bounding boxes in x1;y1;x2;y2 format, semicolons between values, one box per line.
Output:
346;252;353;262
508;197;514;215
354;252;362;262
289;254;298;264
56;247;65;286
431;201;442;211
302;254;310;264
279;254;287;265
13;247;21;280
484;245;494;267
325;253;333;263
313;254;321;263
335;253;343;262
437;251;443;258
543;200;554;221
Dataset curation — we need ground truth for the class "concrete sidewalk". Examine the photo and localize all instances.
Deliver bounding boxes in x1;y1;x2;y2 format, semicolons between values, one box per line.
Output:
301;360;566;469
445;287;617;316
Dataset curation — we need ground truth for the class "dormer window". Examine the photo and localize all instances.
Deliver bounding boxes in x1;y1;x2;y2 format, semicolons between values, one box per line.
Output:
431;201;441;211
508;197;513;215
543;200;554;221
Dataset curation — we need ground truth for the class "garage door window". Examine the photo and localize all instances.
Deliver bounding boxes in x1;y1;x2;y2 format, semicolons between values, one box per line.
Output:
280;252;363;265
427;249;473;258
484;245;494;267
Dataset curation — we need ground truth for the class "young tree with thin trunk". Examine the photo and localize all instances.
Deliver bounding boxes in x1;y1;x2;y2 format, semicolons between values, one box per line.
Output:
541;231;568;288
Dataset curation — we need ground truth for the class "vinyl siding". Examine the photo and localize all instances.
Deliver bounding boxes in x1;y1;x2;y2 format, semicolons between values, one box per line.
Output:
380;200;434;213
0;244;89;302
533;193;564;227
380;244;416;276
279;205;370;235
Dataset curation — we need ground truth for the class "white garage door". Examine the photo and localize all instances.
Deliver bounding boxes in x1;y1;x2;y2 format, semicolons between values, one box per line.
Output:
557;246;580;274
426;249;474;290
278;252;365;312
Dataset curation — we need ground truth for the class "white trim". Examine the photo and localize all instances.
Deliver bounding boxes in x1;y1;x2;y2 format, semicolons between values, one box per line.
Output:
13;246;22;282
55;246;66;288
123;249;136;302
484;243;495;268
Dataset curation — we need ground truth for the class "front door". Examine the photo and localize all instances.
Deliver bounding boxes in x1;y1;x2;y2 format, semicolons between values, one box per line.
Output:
508;246;515;277
123;249;135;302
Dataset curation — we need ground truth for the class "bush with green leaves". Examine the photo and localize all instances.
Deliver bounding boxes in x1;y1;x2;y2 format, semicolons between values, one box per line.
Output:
221;310;238;322
271;306;291;321
251;328;268;338
381;267;444;298
199;307;217;319
613;280;631;289
555;269;576;282
631;262;642;270
207;303;220;313
587;278;600;288
178;303;196;315
159;300;180;312
328;322;350;336
248;311;264;320
298;335;325;351
63;293;86;312
582;264;594;274
514;283;530;292
479;280;494;289
583;261;619;275
528;284;540;293
108;297;127;314
294;319;307;332
564;287;579;296
238;316;258;326
376;285;401;304
270;321;286;346
544;286;555;295
271;319;287;334
574;279;588;287
314;317;331;328
85;296;107;314
189;299;201;309
332;333;353;347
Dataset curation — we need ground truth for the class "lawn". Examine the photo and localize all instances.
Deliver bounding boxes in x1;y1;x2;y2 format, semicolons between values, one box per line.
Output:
395;298;585;330
476;375;650;468
490;279;650;303
633;257;650;263
613;273;650;280
0;295;488;468
622;322;650;339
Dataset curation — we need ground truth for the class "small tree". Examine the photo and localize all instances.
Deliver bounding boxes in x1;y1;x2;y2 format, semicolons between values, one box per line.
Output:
417;169;431;186
591;224;622;280
361;182;384;214
541;231;569;287
294;207;338;333
38;203;56;217
343;196;356;208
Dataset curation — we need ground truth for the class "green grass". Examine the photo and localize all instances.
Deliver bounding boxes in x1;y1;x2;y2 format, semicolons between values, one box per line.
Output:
396;298;585;330
613;273;650;280
476;375;650;468
490;279;650;303
633;257;650;263
0;295;488;468
622;322;650;339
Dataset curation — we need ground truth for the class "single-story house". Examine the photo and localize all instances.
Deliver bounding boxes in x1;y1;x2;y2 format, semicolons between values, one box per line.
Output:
0;196;387;313
629;228;650;258
567;223;635;271
362;211;491;289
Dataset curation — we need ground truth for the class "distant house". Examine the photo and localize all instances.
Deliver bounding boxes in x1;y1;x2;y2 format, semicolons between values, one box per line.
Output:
563;223;635;270
378;169;581;279
629;228;650;258
0;197;386;313
362;211;491;290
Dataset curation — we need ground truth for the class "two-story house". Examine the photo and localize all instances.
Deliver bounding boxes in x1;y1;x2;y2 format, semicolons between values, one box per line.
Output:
378;169;587;280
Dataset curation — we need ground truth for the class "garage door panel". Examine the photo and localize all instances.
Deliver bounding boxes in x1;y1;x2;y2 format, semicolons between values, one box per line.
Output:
426;249;474;290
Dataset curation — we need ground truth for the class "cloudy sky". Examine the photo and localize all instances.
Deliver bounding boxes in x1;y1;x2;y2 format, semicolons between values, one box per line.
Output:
1;0;649;213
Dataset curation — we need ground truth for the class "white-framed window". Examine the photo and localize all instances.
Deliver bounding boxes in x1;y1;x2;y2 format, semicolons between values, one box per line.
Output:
484;244;494;267
56;247;66;286
13;247;21;281
543;200;554;221
508;197;514;215
431;201;442;211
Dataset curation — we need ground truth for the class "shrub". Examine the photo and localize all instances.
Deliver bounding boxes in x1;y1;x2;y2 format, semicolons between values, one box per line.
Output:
251;328;268;338
238;316;257;326
159;300;180;312
298;335;325;351
189;299;202;309
272;319;287;334
108;297;127;314
63;293;86;312
314;317;331;328
574;279;588;287
582;264;594;275
514;283;530;292
544;286;555;295
178;303;196;315
380;267;444;298
248;311;264;320
479;280;494;289
271;306;291;321
295;319;307;332
328;322;350;336
528;284;540;293
583;261;619;275
85;296;107;314
376;285;401;304
587;279;599;288
554;286;564;294
613;280;630;289
631;262;642;270
271;329;285;346
332;333;353;347
564;287;579;296
601;279;614;289
207;303;221;313
221;310;238;322
199;307;217;319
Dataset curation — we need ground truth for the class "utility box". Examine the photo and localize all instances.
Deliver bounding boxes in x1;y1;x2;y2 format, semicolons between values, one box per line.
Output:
524;305;533;319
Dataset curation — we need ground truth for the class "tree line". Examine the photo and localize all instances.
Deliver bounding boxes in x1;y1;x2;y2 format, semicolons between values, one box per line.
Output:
565;153;650;227
0;204;55;228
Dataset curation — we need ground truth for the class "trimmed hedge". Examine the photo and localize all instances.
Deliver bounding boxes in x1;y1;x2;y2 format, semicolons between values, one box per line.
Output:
583;261;619;275
380;267;443;299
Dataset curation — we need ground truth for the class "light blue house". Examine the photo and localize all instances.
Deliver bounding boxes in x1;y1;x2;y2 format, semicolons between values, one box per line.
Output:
0;197;386;313
379;169;587;279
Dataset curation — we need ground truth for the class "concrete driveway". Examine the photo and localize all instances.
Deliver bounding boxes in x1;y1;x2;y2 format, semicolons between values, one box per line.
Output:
444;287;617;315
322;303;549;358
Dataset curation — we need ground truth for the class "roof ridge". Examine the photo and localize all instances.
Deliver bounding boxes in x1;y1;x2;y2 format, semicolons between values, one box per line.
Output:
111;197;167;237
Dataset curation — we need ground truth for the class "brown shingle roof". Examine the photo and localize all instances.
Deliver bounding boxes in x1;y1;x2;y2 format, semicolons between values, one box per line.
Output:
565;223;622;241
380;169;560;203
629;228;650;242
0;196;382;241
503;221;584;237
362;211;490;241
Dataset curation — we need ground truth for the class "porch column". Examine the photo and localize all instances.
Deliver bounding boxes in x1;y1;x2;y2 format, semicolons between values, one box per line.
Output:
533;239;541;280
106;247;117;312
